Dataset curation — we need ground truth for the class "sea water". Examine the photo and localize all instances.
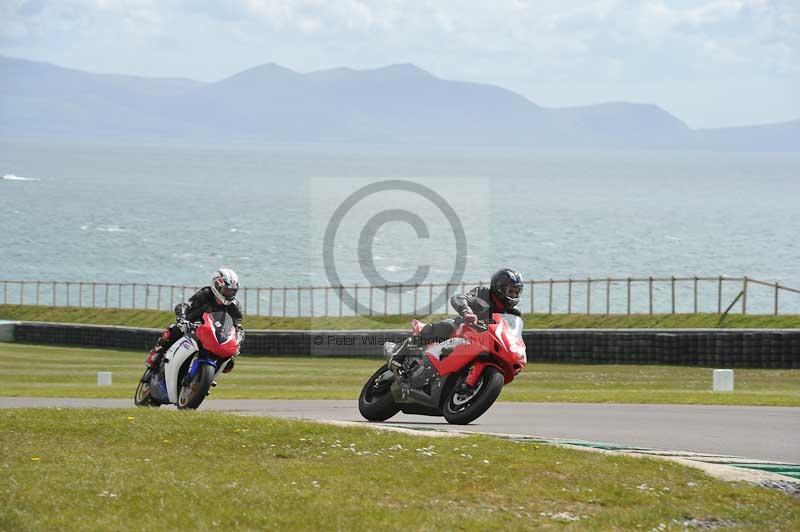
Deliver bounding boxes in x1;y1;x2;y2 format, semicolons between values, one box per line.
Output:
1;138;798;314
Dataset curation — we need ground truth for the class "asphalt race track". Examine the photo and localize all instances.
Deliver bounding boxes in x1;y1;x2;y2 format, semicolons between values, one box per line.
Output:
2;397;798;463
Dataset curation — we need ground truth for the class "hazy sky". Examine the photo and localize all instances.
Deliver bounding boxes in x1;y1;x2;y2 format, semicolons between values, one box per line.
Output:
2;0;797;128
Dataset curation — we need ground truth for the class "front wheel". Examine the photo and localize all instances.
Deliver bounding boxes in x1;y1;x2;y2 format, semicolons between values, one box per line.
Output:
176;363;215;410
443;366;504;425
359;365;400;421
134;369;160;407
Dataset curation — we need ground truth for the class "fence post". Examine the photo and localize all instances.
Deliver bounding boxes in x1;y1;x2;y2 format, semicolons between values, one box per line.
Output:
132;284;136;309
52;281;57;306
567;279;573;314
2;280;6;304
269;287;274;317
296;287;301;317
118;284;123;309
717;276;722;314
648;276;653;315
398;284;403;315
626;277;631;315
36;281;40;306
693;276;698;314
742;277;748;314
67;282;71;307
586;278;591;314
529;280;534;313
156;285;161;310
384;285;388;316
284;287;289;317
670;276;675;314
369;285;374;317
605;278;611;315
79;281;83;307
20;281;24;305
548;279;553;315
774;283;779;316
413;284;418;315
309;288;313;318
144;284;149;310
104;283;109;308
353;284;358;315
323;287;327;318
428;283;433;315
169;285;174;310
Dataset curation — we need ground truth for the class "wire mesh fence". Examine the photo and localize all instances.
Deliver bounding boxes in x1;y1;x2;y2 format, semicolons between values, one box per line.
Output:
1;276;799;317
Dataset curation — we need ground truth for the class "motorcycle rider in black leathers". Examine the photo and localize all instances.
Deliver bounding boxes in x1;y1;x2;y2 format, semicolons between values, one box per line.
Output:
390;268;524;368
144;268;245;373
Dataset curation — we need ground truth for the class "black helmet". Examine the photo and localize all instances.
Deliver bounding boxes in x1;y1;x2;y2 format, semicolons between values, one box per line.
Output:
490;268;524;309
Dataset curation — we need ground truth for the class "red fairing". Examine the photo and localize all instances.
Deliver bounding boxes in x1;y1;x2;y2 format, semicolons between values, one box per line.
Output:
195;313;239;358
425;313;526;385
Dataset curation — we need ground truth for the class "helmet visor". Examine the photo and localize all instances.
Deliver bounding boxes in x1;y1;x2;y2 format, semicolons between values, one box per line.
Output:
503;284;522;299
220;286;238;300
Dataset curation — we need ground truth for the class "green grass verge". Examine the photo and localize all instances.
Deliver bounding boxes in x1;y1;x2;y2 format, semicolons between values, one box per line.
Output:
2;304;799;329
2;343;799;406
2;408;798;531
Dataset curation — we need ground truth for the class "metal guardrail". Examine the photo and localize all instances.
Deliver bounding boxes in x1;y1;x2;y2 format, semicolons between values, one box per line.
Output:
1;276;798;317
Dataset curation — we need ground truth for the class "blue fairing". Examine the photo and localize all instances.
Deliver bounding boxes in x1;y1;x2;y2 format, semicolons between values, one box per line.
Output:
149;372;169;404
187;357;218;381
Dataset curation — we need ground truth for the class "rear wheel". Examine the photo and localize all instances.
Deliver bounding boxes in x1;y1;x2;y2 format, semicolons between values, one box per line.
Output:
443;366;504;425
359;365;400;421
176;363;215;410
134;369;160;407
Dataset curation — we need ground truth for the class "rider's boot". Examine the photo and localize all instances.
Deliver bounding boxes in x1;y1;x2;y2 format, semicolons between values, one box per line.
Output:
144;346;164;369
145;328;174;369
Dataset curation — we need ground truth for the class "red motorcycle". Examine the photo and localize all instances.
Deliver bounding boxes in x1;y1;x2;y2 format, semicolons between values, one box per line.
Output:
358;313;527;425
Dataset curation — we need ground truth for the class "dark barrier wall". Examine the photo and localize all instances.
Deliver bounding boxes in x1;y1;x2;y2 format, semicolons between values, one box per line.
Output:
11;322;800;368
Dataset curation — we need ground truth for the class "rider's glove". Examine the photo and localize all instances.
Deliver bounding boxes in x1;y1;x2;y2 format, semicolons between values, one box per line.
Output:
234;328;245;356
462;312;478;325
177;318;191;334
174;303;188;321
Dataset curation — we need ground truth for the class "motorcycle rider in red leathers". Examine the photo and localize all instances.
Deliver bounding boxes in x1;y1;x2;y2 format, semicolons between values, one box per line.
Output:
144;268;245;372
390;268;524;369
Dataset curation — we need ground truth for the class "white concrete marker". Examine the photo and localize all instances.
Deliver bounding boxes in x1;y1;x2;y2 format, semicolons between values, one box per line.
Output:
713;369;734;392
97;372;113;386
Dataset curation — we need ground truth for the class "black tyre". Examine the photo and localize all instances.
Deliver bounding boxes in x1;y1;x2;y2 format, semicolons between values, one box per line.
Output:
358;365;400;422
176;363;215;410
443;366;504;425
134;369;160;407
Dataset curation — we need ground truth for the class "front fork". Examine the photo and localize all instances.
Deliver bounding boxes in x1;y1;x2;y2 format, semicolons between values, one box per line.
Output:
464;360;502;387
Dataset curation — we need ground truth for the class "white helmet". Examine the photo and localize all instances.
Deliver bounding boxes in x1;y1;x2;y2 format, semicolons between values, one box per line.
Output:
211;268;239;305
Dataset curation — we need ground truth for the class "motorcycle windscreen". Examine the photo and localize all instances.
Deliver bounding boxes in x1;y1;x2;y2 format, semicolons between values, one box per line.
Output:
499;314;523;337
210;310;234;343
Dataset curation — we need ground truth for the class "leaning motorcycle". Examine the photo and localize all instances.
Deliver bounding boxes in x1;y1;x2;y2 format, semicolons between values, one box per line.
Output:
135;310;240;409
358;312;527;425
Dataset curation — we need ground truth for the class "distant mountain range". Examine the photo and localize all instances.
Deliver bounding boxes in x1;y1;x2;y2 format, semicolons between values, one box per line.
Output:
1;55;797;151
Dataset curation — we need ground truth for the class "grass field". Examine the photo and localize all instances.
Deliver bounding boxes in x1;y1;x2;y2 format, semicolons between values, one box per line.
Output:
2;304;799;329
2;342;799;406
2;408;798;531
